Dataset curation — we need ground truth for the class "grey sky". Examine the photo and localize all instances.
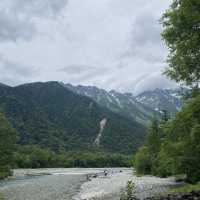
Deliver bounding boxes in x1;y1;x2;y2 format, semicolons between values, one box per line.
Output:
0;0;177;94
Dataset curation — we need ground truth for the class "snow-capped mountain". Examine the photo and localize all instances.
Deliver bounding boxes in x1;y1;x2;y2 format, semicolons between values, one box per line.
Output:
65;84;186;126
135;88;185;114
65;84;158;126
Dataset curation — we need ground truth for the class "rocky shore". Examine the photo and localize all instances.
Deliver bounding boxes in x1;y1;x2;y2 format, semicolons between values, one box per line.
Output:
77;169;181;200
144;190;200;200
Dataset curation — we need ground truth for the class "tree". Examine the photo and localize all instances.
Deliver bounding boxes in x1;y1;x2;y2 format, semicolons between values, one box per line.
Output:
134;146;151;175
0;113;17;179
147;119;161;155
134;119;162;175
156;96;200;182
182;124;200;183
161;0;200;86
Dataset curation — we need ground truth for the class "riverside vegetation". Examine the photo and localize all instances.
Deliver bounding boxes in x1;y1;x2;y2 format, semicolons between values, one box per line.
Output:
134;0;200;187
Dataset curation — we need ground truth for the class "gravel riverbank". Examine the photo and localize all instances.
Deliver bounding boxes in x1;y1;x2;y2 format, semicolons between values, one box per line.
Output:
76;169;180;200
0;168;181;200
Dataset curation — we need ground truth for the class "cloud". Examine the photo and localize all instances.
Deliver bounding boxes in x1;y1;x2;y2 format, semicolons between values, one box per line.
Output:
11;0;68;18
0;0;68;42
0;0;176;94
60;65;96;75
133;72;178;95
0;11;36;42
0;55;38;85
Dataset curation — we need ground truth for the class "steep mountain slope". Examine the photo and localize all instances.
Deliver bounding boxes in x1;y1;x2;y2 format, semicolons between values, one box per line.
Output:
0;82;146;154
65;84;157;125
136;88;184;114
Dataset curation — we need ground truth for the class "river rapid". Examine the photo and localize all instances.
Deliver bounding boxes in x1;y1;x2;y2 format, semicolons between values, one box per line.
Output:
0;168;180;200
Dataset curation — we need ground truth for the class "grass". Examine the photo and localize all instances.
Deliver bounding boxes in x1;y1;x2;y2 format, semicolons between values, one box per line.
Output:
170;182;200;193
0;194;4;200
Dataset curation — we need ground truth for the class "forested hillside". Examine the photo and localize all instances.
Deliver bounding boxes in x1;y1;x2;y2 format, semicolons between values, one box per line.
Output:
0;81;146;155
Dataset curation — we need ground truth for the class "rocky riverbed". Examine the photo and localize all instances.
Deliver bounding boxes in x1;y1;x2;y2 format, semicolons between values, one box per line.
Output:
0;168;181;200
76;169;181;200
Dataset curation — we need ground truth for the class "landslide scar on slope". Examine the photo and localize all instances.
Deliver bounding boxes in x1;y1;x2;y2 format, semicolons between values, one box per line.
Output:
94;118;107;147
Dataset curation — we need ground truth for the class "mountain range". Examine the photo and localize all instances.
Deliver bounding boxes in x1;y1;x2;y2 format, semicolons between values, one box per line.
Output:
0;82;146;154
65;84;185;125
136;88;185;113
0;81;185;155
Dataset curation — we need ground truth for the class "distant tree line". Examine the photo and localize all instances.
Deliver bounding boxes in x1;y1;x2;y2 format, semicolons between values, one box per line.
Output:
14;146;131;169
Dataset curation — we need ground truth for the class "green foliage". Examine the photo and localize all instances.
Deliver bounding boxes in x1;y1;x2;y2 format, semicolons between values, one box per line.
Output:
120;180;137;200
0;194;4;200
134;96;200;183
170;182;200;193
14;145;132;168
161;0;200;86
0;113;17;179
134;119;161;175
134;0;200;184
147;119;161;155
0;82;146;155
134;146;151;175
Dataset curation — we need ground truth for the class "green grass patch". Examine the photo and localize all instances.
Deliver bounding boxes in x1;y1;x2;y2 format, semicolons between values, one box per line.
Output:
170;182;200;193
0;194;5;200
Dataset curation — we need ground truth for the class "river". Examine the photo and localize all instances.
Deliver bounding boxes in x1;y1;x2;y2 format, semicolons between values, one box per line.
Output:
0;168;180;200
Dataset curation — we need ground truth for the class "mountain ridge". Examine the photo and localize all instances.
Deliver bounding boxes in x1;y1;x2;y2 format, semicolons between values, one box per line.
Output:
0;81;146;154
65;83;157;126
65;83;185;125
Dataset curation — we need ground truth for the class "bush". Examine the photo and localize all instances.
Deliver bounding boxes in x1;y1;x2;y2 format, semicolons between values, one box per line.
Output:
134;146;151;175
120;180;137;200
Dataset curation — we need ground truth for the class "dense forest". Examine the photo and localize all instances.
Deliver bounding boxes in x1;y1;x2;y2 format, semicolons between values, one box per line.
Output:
134;0;200;183
14;146;131;168
0;82;146;155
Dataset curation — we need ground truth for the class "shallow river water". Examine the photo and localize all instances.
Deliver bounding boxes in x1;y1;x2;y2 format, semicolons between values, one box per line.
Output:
0;168;180;200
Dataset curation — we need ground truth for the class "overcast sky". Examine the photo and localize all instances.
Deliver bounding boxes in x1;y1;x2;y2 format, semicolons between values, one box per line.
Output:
0;0;178;94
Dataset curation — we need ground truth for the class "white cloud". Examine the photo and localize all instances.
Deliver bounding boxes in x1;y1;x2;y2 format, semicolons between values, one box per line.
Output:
0;0;176;94
0;0;68;42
